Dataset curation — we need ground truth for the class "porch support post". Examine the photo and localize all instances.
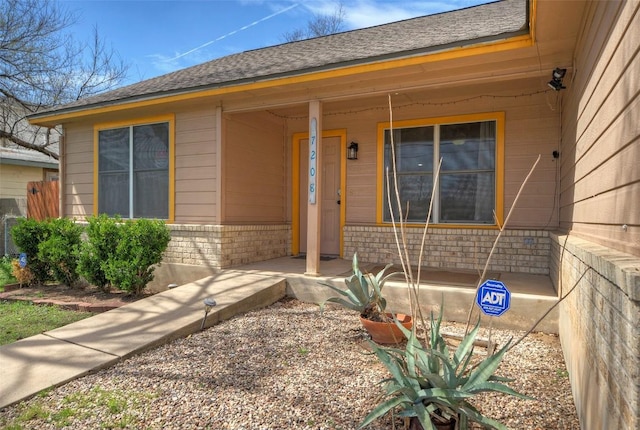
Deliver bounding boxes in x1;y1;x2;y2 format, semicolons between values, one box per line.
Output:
305;100;322;276
215;105;223;222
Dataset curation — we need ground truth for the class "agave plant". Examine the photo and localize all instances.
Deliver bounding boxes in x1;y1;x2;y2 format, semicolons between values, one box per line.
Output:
319;253;397;321
359;308;532;430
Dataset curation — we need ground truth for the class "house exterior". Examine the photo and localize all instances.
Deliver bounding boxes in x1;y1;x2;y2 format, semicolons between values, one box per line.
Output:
28;0;639;428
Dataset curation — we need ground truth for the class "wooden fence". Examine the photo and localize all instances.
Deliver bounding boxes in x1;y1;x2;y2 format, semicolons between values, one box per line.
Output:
27;180;59;220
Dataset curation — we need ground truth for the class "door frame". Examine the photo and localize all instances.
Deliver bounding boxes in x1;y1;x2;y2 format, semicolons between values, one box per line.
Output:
291;129;347;257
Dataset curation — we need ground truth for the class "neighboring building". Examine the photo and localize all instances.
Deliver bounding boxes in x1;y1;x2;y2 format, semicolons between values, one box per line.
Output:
27;1;639;429
1;96;61;254
0;146;58;255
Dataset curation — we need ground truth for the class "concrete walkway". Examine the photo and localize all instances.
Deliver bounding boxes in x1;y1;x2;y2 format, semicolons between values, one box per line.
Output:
0;256;559;409
0;271;286;409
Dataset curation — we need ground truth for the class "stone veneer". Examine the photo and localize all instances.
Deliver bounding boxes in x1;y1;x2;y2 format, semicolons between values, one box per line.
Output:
164;224;290;269
551;233;639;430
344;226;550;274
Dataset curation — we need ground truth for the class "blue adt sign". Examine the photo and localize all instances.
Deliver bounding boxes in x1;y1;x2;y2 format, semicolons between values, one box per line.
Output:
476;280;511;317
19;253;27;268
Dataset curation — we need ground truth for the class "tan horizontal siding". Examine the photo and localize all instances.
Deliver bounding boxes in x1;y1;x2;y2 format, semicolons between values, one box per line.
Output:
63;124;93;218
176;189;216;205
559;0;640;256
174;153;217;169
564;183;640;225
64;172;93;186
224;111;286;223
175;167;215;181
174;109;217;224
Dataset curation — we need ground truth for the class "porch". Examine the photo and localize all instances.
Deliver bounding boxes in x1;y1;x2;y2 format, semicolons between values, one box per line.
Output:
153;255;559;334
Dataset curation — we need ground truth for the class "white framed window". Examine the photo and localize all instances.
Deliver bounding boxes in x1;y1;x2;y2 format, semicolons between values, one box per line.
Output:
97;121;170;219
379;113;503;225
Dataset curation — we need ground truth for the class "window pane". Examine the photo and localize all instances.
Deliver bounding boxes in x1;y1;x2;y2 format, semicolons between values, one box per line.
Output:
384;127;434;173
439;172;494;223
98;128;129;216
440;122;495;171
99;128;129;172
98;172;129;217
383;126;434;222
132;123;169;219
133;123;169;170
134;171;168;218
384;174;433;223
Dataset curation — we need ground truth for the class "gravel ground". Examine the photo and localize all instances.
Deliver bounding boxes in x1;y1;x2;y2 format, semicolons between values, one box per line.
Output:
0;298;579;429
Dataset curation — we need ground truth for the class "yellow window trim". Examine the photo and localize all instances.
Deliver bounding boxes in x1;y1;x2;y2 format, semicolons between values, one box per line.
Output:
291;129;347;257
93;114;176;223
376;111;505;228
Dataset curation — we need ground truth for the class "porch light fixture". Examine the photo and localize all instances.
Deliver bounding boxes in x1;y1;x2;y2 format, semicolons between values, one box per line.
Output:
347;142;359;160
548;68;567;91
200;297;217;330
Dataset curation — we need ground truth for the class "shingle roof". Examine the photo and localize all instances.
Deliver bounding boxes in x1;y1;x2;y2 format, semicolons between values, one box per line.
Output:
0;146;59;168
31;0;527;118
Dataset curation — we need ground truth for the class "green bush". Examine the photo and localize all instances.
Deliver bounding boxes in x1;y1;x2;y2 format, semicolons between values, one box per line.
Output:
11;218;82;286
12;216;171;294
77;215;122;291
103;219;171;295
10;218;53;284
0;256;18;288
102;218;170;296
37;218;83;286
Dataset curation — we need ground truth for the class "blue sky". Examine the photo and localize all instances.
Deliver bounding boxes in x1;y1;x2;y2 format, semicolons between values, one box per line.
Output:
63;0;493;84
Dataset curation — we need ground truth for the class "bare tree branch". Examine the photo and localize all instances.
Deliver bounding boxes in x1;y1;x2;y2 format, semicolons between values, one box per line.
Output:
282;2;346;42
0;0;128;157
0;129;59;159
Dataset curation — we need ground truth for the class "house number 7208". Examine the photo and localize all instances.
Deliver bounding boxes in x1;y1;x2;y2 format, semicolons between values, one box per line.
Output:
309;117;317;204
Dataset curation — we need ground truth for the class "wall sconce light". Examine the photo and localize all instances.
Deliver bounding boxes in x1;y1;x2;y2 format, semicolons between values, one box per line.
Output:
548;68;567;91
347;142;359;160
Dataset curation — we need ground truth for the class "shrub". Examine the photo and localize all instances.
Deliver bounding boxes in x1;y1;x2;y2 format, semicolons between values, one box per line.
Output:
11;218;82;286
77;215;122;291
37;218;83;286
0;256;18;287
10;218;52;284
101;218;171;296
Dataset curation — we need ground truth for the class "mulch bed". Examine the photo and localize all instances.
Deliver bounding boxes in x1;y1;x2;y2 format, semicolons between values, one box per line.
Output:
0;283;150;313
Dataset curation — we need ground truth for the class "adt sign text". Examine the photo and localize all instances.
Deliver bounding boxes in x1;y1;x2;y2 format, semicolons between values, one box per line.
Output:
476;280;511;317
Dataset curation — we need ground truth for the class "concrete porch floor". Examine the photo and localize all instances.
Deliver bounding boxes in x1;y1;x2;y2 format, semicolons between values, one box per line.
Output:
232;256;560;334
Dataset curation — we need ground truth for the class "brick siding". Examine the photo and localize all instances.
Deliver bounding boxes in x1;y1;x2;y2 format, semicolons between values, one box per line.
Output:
551;233;639;430
344;226;550;274
165;224;290;269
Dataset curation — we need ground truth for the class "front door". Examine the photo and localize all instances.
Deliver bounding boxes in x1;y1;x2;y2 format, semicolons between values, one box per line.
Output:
299;136;341;255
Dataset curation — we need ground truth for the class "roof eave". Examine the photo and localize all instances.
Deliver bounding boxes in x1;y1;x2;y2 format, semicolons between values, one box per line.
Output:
28;28;532;127
0;158;59;169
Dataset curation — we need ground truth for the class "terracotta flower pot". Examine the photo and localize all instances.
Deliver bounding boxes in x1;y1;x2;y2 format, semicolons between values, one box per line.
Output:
409;416;456;430
359;313;412;344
